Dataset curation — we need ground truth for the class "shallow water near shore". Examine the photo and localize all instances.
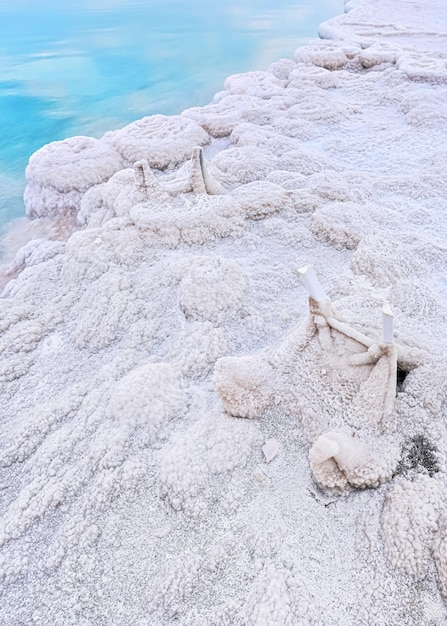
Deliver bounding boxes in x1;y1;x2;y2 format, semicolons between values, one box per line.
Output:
0;0;342;229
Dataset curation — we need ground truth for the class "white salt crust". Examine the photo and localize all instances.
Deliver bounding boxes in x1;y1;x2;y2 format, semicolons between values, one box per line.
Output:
1;0;447;624
381;475;447;580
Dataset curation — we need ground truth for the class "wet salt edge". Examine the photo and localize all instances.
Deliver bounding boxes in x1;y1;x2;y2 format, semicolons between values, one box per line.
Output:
1;0;447;624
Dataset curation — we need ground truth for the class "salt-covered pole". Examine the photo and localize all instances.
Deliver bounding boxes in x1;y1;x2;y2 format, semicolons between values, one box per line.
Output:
134;159;161;193
298;265;332;349
382;302;394;344
382;302;397;424
297;265;327;302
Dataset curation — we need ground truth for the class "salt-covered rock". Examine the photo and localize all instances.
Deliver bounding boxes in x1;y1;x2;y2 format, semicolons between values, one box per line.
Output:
224;71;286;99
129;194;244;246
177;255;248;324
24;136;124;218
102;114;210;169
231;181;290;220
213;354;274;419
212;146;279;185
262;439;280;464
288;64;339;89
381;475;447;578
294;41;349;70
159;412;261;516
309;431;398;494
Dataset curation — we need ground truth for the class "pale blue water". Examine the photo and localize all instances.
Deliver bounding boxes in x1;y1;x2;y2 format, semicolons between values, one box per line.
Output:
0;0;342;227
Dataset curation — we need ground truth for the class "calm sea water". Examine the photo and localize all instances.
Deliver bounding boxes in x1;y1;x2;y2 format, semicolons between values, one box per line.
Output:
0;0;342;227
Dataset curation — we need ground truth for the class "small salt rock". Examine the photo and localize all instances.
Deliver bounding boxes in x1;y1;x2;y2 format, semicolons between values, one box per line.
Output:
262;438;280;463
254;464;271;487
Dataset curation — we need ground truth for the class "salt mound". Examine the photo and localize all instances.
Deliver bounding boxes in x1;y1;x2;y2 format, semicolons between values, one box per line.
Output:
102;114;210;169
176;255;248;323
24;136;124;218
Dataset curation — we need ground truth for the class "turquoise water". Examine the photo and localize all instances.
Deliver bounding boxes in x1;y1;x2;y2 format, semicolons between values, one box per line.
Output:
0;0;342;226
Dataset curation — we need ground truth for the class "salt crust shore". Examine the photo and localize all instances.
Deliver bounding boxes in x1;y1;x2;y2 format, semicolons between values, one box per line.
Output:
1;0;447;624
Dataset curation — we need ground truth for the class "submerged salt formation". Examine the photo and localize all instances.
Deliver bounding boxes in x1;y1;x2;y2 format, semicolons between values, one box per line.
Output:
1;0;447;624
